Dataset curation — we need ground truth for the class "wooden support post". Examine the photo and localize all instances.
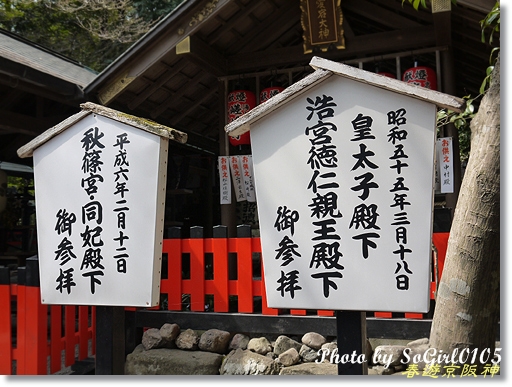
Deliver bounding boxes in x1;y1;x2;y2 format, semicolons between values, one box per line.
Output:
95;306;125;375
336;310;368;375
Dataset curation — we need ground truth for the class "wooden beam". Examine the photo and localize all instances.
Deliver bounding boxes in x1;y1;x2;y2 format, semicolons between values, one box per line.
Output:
0;110;65;136
169;87;218;125
127;59;188;110
343;0;422;29
0;73;85;107
209;0;266;46
176;36;227;77
228;26;437;72
149;70;214;119
433;10;452;47
227;2;301;54
370;0;434;23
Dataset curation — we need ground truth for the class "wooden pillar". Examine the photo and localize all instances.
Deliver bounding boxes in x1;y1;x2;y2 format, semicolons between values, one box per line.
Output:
433;10;462;218
95;306;125;375
336;311;368;375
219;79;237;237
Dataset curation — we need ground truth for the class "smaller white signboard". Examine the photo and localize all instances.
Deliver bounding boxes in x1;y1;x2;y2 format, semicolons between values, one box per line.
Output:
229;155;247;202
218;156;232;204
240;155;256;202
18;103;187;307
437;137;454;194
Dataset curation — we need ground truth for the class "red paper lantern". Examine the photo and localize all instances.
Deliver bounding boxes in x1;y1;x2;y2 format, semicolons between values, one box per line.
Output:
260;86;285;103
227;89;256;146
402;65;437;91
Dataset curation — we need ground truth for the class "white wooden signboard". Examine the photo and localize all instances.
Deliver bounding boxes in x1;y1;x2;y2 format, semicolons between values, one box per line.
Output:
18;103;187;307
225;57;465;313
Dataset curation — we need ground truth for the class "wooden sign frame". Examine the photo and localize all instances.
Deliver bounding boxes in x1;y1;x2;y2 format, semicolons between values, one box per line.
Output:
300;0;345;53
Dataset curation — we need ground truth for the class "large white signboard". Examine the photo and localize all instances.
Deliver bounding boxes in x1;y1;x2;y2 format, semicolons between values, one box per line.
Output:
250;76;436;312
33;114;167;307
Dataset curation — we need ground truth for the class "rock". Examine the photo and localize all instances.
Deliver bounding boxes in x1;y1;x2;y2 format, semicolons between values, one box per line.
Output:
299;344;320;363
373;345;407;367
229;333;250;350
198;329;231;354
247;337;272;355
370;365;396;375
278;347;300;367
159;323;180;348
142;328;164;350
220;348;280;375
125;348;223;375
279;362;338;375
176;328;199;350
317;342;337;363
273;335;302;356
403;338;430;371
302;332;326;350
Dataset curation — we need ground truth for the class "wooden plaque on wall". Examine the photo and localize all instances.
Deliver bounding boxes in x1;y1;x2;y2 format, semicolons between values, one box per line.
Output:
300;0;345;53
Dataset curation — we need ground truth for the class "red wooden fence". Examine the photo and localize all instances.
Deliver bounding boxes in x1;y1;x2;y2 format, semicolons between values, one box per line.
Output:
0;262;95;375
0;230;449;375
158;227;449;320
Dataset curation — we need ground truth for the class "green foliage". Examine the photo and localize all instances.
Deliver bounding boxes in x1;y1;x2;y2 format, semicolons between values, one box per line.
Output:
481;1;500;45
133;0;184;21
0;0;184;72
401;0;457;10
479;2;500;94
437;96;476;163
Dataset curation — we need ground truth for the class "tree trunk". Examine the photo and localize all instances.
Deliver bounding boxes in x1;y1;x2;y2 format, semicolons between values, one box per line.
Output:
429;53;500;372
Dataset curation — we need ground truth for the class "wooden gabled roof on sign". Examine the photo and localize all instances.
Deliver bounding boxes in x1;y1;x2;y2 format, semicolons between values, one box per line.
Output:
17;102;187;159
225;56;466;138
83;0;497;156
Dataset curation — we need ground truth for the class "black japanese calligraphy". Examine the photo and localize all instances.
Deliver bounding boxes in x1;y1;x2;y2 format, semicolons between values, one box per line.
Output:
350;113;380;259
306;94;344;297
387;108;413;290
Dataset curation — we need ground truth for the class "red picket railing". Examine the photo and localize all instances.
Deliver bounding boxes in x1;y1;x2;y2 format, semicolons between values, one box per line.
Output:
158;226;450;320
0;228;449;375
0;261;95;375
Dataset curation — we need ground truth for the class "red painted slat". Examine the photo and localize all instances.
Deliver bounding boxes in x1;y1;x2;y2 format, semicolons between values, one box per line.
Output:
260;261;280;315
404;313;424;319
186;238;205;312
50;306;62;374
164;239;182;311
236;237;253;313
0;284;12;374
78;306;89;360
16;283;27;374
24;286;47;374
64;306;75;367
212;237;229;312
374;312;392;318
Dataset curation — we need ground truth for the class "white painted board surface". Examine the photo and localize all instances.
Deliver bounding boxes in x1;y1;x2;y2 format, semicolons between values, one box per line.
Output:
33;114;166;306
251;76;436;312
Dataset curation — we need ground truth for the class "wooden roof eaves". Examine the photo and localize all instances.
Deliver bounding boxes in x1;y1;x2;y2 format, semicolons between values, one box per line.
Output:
84;0;233;103
227;25;437;73
225;56;465;138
